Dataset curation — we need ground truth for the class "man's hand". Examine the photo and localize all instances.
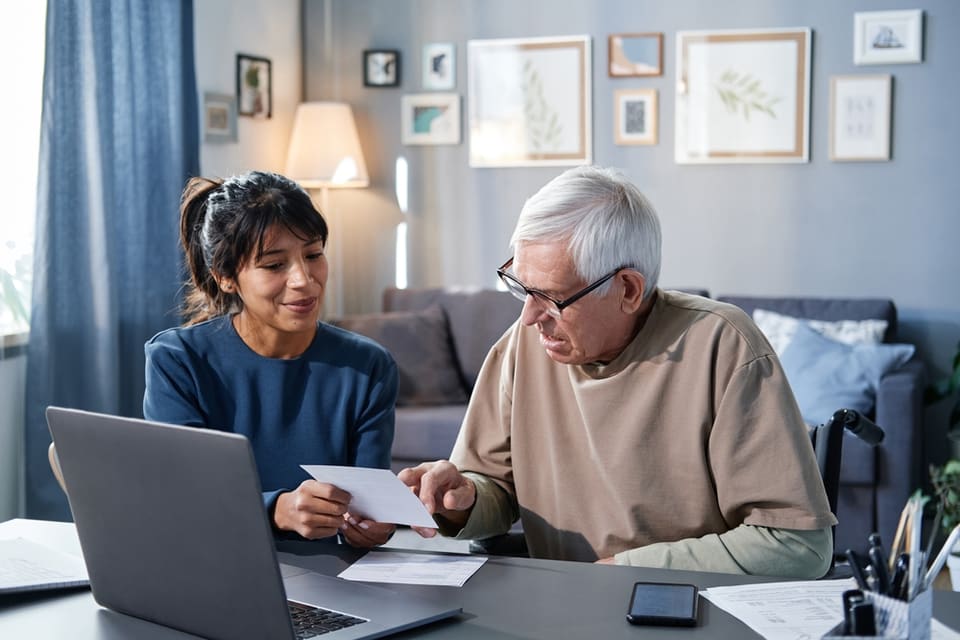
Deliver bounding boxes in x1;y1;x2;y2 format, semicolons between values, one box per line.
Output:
340;515;396;548
398;460;476;537
273;480;351;539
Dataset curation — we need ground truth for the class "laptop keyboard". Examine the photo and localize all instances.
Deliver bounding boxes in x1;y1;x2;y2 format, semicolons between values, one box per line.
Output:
289;600;367;638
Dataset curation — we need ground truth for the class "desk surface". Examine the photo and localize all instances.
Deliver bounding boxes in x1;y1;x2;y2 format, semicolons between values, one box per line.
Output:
3;519;960;639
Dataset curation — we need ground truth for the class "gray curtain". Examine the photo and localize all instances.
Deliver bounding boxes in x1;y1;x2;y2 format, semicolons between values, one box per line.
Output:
25;0;199;519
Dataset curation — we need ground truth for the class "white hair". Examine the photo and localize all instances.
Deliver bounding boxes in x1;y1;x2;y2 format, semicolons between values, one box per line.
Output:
509;165;661;299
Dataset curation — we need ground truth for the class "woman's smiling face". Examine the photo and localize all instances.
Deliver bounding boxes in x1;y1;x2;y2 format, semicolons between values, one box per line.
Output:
225;224;327;356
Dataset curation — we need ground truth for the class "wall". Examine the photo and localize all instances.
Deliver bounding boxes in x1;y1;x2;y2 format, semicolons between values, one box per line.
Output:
303;0;960;454
195;0;302;177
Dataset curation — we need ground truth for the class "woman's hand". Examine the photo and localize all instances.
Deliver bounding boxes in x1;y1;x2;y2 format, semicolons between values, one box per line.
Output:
273;480;351;539
340;515;396;548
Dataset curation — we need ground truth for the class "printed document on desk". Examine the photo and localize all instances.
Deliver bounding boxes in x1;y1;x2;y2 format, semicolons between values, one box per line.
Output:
701;579;960;640
301;465;437;527
0;537;89;594
339;550;487;587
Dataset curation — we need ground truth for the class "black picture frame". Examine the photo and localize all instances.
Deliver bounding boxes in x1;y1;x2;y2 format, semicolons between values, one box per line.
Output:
363;49;401;87
236;53;272;118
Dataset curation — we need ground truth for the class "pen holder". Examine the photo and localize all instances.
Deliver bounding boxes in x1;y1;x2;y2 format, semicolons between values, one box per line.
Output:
821;587;932;640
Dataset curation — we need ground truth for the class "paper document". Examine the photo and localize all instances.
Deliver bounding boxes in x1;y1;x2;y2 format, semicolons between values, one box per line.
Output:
701;579;960;640
338;550;486;587
0;537;89;594
301;465;436;528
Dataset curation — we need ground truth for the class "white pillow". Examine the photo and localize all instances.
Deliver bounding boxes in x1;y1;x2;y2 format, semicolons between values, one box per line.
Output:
753;308;888;357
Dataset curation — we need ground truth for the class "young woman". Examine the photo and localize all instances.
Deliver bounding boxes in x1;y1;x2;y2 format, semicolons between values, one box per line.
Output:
144;171;397;547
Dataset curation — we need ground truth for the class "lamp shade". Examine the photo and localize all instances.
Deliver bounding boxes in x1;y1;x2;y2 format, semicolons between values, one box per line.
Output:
285;102;369;189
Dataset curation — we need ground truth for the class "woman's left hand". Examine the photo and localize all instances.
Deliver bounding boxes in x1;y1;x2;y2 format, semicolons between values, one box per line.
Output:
340;514;396;548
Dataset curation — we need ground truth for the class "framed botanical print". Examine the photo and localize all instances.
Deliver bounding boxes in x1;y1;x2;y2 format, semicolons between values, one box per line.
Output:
675;28;811;163
467;35;592;167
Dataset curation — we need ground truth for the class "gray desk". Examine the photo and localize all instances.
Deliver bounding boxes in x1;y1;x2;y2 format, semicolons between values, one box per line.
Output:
3;522;960;639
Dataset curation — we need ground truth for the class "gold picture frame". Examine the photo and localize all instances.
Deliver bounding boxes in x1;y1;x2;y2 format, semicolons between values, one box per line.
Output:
608;33;663;77
467;35;591;167
675;28;811;164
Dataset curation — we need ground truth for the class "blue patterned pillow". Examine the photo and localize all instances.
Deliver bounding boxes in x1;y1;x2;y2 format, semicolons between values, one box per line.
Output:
779;322;914;425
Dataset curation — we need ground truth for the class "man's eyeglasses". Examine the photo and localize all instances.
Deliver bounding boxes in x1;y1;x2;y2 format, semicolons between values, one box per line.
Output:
496;257;630;319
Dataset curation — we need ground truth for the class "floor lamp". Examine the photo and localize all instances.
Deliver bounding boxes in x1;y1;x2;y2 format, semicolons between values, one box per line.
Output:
285;102;369;318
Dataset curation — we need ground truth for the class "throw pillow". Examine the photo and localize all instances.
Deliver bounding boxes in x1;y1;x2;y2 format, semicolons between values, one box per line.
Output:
332;306;468;407
778;321;914;426
753;308;888;356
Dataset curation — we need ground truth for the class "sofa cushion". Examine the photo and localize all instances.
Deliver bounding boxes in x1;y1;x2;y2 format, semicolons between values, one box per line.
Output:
384;287;522;388
717;296;897;342
753;308;888;356
392;404;468;462
779;322;915;426
333;306;468;407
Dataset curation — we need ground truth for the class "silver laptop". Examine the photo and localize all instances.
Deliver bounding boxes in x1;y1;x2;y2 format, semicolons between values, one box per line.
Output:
46;406;461;640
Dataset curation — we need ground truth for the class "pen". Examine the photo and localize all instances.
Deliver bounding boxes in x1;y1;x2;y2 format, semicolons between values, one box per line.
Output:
845;549;870;592
868;533;891;594
925;523;960;590
864;563;879;593
888;552;909;600
889;501;911;572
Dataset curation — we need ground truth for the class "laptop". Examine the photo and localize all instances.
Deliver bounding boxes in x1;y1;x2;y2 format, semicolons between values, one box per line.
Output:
45;406;461;640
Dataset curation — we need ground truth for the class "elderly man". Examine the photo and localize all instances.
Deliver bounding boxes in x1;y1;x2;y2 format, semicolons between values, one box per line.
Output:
400;166;835;577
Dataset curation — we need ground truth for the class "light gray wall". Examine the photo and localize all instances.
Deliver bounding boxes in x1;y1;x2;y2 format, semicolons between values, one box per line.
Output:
303;0;960;446
195;0;302;176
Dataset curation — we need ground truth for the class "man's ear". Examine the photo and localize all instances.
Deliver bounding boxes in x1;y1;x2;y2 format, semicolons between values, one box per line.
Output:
619;270;646;313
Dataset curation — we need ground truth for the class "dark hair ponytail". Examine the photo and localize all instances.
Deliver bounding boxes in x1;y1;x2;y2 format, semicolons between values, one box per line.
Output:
179;177;236;324
177;171;328;326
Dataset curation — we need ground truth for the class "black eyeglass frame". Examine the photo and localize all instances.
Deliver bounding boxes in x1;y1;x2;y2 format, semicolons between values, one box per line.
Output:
496;257;631;317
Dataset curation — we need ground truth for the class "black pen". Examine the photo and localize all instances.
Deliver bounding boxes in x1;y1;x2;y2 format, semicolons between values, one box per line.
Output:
868;533;891;594
889;552;910;600
845;549;870;592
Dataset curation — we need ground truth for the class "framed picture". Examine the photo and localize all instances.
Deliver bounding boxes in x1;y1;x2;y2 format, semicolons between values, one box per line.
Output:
467;35;592;167
202;92;237;143
675;28;811;164
854;10;923;65
401;93;461;145
422;43;455;90
608;33;663;77
364;49;400;87
236;54;271;118
614;89;657;145
829;74;892;162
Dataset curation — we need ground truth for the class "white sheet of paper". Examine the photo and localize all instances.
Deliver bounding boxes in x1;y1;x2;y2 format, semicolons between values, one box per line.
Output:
701;579;960;640
301;465;437;528
0;537;89;593
700;578;857;639
338;550;486;587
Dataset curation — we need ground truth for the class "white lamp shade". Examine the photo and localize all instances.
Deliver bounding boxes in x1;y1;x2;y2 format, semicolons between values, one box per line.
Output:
285;102;369;189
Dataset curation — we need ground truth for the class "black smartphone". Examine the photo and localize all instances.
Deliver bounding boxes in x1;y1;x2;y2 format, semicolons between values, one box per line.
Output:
625;581;699;627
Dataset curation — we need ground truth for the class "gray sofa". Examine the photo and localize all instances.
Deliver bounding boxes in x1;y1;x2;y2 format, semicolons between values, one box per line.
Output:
335;287;924;555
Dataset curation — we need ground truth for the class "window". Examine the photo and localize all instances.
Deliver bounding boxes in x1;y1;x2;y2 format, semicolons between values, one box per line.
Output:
0;3;45;337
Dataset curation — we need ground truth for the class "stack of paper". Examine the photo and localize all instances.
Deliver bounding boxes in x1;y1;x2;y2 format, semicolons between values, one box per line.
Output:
0;537;89;594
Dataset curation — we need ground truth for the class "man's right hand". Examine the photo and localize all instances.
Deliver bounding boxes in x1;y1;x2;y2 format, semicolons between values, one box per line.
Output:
398;460;476;537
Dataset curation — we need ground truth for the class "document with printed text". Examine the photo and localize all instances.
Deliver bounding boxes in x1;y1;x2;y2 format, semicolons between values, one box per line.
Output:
701;579;960;640
301;465;437;528
338;550;486;587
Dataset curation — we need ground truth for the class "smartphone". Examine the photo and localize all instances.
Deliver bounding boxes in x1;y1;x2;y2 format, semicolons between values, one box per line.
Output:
625;581;699;627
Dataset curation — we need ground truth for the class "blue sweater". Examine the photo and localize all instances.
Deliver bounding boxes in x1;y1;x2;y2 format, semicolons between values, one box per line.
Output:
143;315;398;514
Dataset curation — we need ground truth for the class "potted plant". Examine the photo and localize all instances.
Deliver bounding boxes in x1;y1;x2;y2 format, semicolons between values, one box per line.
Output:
927;340;960;588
